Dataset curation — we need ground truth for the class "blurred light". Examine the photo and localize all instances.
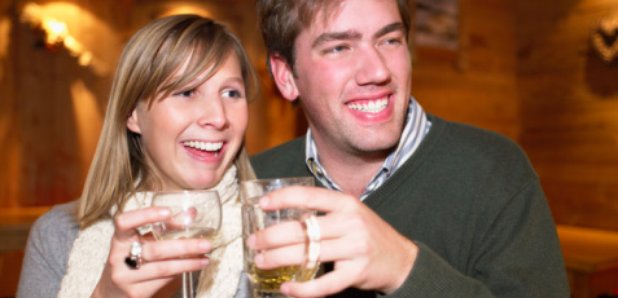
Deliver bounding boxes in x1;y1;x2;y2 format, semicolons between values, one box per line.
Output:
160;5;212;18
20;3;94;68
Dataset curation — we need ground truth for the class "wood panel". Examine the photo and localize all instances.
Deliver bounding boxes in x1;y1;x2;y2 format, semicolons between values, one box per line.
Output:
0;251;24;297
0;0;286;209
0;0;523;209
517;0;618;230
545;181;618;229
414;0;520;140
3;0;615;232
558;225;618;297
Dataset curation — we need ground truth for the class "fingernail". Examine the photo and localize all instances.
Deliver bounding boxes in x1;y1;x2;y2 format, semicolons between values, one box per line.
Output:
201;258;210;266
159;208;171;216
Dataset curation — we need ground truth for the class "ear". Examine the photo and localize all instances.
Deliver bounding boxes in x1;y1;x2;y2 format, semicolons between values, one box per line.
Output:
269;54;299;102
126;108;142;134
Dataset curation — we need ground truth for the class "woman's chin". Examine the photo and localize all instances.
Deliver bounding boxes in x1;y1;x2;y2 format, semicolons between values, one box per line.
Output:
185;177;221;190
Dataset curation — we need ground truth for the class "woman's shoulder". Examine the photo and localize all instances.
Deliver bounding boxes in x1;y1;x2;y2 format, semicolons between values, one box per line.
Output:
18;201;81;297
34;200;79;226
30;200;80;245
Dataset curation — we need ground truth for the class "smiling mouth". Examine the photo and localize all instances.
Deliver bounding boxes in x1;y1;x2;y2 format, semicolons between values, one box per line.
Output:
347;98;389;113
182;140;223;152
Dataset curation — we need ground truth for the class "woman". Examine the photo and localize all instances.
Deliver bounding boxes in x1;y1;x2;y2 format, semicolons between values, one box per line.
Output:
17;14;257;297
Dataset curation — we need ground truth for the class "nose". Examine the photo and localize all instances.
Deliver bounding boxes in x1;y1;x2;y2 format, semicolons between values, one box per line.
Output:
355;46;391;85
197;97;228;129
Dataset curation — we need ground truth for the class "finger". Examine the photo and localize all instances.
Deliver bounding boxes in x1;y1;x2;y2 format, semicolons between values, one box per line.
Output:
310;213;361;240
142;238;212;262
250;212;359;251
260;186;357;214
281;269;354;298
114;207;171;239
254;243;306;268
138;257;210;281
113;256;209;284
249;220;306;250
256;237;359;269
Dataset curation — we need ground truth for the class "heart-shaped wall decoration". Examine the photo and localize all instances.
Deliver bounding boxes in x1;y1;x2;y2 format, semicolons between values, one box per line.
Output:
592;17;618;63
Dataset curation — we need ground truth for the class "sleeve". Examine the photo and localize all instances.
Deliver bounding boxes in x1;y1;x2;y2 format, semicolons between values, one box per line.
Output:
385;178;570;298
16;202;79;298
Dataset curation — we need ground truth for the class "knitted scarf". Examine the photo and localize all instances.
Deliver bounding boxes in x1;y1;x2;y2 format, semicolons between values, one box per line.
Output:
57;166;242;297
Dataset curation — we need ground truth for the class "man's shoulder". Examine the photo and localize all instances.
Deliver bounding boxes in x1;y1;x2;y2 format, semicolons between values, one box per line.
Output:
424;115;538;189
430;115;527;161
250;137;308;178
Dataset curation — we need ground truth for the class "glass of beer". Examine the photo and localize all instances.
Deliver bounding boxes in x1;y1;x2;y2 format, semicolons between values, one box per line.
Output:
241;177;318;298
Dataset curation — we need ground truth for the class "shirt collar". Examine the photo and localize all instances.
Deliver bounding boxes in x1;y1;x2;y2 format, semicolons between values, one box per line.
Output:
305;97;431;199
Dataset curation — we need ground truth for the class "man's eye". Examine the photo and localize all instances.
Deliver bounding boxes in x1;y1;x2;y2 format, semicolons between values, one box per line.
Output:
387;38;401;44
383;37;403;46
323;45;349;55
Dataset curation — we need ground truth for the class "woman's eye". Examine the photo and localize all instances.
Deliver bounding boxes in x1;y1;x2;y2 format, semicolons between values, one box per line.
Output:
222;89;243;99
174;89;195;97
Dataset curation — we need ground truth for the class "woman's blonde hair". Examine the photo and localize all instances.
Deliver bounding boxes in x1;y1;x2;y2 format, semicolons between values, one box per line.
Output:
78;14;257;228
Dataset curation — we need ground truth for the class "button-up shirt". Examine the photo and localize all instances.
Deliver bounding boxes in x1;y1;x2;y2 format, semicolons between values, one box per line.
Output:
305;97;432;200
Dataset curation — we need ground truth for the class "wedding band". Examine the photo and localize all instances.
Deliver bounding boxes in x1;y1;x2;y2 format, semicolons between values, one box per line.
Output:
304;215;321;269
124;241;143;270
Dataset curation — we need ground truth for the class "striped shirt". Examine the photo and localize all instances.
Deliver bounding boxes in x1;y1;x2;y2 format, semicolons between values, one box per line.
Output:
305;97;432;200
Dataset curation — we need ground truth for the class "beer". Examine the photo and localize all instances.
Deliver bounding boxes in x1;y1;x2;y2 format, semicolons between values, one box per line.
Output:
248;264;300;293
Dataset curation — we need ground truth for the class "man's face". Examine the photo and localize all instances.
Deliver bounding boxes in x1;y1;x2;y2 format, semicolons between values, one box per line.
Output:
279;0;412;159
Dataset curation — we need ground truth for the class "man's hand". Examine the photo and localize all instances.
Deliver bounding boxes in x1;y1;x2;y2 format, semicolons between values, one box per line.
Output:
247;186;418;297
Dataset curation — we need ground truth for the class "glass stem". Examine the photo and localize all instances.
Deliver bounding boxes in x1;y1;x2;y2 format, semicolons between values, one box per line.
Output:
182;271;194;298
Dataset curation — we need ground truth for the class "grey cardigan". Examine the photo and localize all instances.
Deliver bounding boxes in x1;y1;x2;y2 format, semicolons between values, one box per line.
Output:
16;201;250;298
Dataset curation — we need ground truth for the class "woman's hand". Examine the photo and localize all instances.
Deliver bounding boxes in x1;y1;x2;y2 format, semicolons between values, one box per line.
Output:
91;207;212;298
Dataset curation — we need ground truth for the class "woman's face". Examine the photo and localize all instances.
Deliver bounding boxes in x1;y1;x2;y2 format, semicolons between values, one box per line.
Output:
127;53;248;190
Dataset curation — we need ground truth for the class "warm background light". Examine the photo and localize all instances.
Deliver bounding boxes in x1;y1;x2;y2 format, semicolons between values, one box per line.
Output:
159;4;213;18
19;2;117;75
0;0;617;296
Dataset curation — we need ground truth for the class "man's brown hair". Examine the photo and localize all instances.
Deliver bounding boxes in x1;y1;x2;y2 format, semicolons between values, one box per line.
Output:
257;0;411;72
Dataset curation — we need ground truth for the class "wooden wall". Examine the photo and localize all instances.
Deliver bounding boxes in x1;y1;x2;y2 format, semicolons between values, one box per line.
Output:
0;0;299;208
1;0;117;208
1;0;618;296
1;0;617;231
516;0;618;231
0;0;522;209
413;0;520;141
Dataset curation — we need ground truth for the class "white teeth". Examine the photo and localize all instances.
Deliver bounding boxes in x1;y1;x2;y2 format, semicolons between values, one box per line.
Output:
347;98;388;113
183;141;223;152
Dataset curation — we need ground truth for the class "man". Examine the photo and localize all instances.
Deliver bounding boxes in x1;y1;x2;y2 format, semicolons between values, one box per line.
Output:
249;0;569;297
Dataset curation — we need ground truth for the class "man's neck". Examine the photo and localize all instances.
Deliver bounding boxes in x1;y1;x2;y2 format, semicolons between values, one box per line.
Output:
318;145;388;198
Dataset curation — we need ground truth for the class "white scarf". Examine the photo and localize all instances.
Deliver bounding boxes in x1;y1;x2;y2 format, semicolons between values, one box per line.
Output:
57;166;242;298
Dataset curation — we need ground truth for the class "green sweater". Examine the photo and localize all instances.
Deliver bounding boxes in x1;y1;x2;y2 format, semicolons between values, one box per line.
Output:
251;115;569;298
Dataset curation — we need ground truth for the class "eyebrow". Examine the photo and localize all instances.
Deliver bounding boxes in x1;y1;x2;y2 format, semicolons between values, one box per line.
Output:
311;22;405;48
374;22;405;40
312;30;361;48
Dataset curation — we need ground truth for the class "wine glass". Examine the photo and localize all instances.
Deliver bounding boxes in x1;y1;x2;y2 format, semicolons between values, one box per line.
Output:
150;190;222;298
